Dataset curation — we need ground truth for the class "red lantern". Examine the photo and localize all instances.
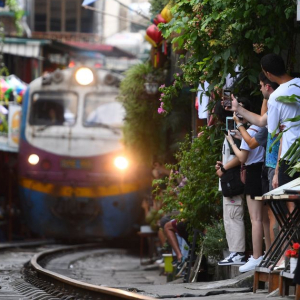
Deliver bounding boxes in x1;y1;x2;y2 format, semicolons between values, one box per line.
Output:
153;14;166;26
146;24;163;46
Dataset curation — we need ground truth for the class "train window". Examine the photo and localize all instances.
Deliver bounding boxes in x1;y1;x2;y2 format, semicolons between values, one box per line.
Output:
83;93;125;128
29;92;78;126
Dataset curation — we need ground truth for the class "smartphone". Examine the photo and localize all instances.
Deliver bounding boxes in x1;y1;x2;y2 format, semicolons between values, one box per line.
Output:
223;89;232;108
226;117;236;131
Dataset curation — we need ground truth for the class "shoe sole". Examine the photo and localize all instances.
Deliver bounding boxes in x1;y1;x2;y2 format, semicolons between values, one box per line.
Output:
239;269;254;272
218;262;246;266
176;262;187;276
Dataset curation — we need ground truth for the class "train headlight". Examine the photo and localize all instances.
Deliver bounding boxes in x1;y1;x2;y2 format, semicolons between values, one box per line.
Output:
28;154;39;165
75;68;94;85
114;156;129;170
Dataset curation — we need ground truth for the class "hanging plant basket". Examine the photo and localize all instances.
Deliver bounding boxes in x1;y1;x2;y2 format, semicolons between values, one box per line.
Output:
144;82;159;95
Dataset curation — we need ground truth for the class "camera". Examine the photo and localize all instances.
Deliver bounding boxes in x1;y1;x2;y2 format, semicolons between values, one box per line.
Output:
226;117;236;131
222;89;231;108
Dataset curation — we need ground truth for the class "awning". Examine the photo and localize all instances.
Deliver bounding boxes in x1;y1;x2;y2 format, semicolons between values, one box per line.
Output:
3;38;50;58
63;41;137;59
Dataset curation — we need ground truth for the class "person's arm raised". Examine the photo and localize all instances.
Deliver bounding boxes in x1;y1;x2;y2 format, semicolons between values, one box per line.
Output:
224;95;268;127
225;132;249;164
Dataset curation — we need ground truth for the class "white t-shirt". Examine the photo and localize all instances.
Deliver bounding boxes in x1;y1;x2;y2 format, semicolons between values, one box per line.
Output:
240;125;265;165
267;77;300;158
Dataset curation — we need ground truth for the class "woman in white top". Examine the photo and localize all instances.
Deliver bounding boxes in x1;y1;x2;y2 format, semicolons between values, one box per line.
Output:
226;107;271;273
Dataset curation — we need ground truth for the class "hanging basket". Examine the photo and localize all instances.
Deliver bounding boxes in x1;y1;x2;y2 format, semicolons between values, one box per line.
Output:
144;82;159;95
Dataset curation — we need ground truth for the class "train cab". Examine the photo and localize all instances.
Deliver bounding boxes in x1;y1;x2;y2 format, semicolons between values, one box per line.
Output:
18;67;149;240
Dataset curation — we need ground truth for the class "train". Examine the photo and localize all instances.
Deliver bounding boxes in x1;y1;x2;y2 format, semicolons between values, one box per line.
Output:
17;66;150;240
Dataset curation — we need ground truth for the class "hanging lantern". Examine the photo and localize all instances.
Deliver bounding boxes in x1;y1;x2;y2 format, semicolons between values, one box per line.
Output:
145;34;158;48
152;14;166;26
146;24;163;46
161;3;173;23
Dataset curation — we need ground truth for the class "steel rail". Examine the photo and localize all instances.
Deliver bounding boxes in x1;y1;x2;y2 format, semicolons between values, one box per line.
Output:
30;243;155;300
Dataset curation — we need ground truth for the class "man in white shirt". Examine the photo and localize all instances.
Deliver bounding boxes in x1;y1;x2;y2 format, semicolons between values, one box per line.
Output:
228;53;300;186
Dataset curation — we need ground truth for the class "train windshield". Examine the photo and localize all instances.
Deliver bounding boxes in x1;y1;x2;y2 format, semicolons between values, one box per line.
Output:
29;92;77;126
83;93;125;129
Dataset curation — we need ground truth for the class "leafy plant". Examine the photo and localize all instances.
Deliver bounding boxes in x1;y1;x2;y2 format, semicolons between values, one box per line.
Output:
118;63;165;164
6;0;24;35
157;0;296;112
118;63;191;165
156;125;223;233
158;73;183;114
202;219;227;260
149;0;170;16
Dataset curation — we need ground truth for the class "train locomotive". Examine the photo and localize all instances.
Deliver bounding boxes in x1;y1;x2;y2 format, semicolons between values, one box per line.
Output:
18;66;149;240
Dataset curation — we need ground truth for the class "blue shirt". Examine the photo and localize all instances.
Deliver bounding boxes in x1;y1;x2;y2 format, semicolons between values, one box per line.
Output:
265;133;280;169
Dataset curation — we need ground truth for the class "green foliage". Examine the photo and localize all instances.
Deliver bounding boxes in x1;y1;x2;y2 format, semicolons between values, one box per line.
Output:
203;219;227;260
145;208;164;231
6;0;24;35
118;63;165;164
149;0;170;16
119;62;192;165
0;114;8;133
157;125;223;231
158;73;183;114
158;0;296;110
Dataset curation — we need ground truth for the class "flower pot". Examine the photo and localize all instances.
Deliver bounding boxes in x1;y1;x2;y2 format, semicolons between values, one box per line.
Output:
290;257;298;274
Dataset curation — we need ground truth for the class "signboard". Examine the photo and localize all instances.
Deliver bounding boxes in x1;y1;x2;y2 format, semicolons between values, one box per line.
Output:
8;104;21;148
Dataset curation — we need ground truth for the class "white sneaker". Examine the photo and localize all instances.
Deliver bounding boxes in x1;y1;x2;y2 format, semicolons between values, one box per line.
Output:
239;255;263;273
155;258;164;265
218;252;246;265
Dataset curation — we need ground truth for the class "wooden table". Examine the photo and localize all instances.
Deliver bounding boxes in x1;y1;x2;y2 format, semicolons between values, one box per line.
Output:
279;271;300;299
137;231;157;265
254;193;300;293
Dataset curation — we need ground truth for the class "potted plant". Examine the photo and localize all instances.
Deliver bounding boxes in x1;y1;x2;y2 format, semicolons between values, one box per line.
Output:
144;70;166;95
285;243;299;274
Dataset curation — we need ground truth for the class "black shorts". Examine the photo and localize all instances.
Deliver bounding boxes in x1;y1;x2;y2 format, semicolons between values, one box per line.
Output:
244;162;263;199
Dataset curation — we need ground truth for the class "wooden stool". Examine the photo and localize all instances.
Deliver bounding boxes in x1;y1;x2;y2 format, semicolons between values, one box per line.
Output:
137;231;157;265
253;267;280;293
279;271;300;299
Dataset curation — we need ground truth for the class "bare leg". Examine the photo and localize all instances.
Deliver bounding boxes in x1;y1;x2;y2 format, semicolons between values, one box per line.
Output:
164;221;182;261
262;204;271;252
158;228;166;247
268;205;277;244
246;195;263;259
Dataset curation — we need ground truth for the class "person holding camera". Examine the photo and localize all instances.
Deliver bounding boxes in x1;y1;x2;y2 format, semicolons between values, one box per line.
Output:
225;98;269;272
232;72;280;247
214;100;247;266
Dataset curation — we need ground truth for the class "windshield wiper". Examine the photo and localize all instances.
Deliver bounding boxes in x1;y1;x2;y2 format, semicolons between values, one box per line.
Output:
86;122;121;135
36;124;54;132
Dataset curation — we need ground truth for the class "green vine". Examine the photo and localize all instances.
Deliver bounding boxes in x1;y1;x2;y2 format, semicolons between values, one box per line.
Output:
118;63;166;165
155;125;223;232
158;0;296;112
6;0;24;36
149;0;170;16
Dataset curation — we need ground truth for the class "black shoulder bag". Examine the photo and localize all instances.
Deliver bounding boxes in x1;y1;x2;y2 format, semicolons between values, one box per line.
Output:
220;166;244;197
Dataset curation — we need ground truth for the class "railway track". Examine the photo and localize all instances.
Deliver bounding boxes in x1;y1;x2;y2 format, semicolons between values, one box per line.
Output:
0;242;156;300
